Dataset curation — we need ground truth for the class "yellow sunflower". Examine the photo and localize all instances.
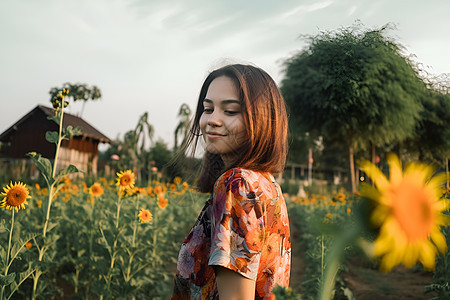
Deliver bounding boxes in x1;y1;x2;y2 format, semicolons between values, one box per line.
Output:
158;196;168;209
138;208;153;223
89;182;104;197
360;153;449;272
1;181;31;212
173;176;182;184
116;170;135;189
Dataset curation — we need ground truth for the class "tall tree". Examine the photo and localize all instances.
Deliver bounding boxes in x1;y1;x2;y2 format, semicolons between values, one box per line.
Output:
404;76;450;169
281;23;425;192
174;103;192;151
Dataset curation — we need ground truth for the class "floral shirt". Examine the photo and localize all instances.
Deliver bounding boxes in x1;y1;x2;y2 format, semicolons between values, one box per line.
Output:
172;168;291;299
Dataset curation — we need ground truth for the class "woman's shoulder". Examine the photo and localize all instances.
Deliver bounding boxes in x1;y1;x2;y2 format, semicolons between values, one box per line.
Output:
216;168;274;187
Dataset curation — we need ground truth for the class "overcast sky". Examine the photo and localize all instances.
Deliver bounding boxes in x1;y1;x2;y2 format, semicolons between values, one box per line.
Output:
1;0;449;150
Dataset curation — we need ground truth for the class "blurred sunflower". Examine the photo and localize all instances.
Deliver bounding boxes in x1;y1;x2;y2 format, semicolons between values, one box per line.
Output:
173;176;182;184
126;187;141;197
116;170;135;189
158;196;168;209
360;153;449;272
1;181;31;212
153;185;163;194
138;208;153;223
90;182;104;197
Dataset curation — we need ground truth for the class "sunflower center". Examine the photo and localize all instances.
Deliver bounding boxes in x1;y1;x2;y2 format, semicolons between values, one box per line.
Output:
120;176;131;186
391;179;434;241
7;187;28;207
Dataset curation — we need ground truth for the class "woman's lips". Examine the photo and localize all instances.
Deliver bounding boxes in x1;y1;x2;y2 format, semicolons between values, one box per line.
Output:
206;132;225;139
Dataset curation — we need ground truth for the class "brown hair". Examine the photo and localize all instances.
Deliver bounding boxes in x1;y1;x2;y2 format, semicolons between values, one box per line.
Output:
182;64;288;193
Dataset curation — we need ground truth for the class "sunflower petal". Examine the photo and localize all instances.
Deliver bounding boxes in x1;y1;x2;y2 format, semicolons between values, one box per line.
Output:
430;230;448;254
419;241;436;271
360;160;389;191
402;246;419;268
386;153;403;185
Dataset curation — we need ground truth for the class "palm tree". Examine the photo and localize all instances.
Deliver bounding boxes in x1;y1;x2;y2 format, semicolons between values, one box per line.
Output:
173;103;191;151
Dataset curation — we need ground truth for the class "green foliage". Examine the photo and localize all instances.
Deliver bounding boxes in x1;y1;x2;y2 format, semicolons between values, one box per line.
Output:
282;22;424;151
26;153;53;187
425;203;450;300
281;21;433;191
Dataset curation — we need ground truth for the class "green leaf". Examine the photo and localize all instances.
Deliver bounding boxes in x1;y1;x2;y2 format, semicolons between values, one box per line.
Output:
26;152;53;186
64;125;83;139
0;272;16;287
54;165;84;183
45;131;60;144
46;115;60;125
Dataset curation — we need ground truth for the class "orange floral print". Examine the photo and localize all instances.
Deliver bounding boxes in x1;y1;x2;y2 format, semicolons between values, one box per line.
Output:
172;168;291;299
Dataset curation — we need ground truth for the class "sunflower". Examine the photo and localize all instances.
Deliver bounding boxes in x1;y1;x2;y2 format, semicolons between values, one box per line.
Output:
90;182;104;197
360;153;449;272
116;170;135;189
158;196;168;209
173;176;182;184
138;208;153;223
1;181;31;212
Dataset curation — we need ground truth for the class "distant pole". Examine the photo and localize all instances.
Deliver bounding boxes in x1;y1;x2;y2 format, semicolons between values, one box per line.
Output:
308;148;313;185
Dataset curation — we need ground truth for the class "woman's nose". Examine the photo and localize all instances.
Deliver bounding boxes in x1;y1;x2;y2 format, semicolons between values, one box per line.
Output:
207;111;222;127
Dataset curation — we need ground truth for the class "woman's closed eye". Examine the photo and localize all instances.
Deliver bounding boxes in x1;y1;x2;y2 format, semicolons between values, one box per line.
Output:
224;110;239;115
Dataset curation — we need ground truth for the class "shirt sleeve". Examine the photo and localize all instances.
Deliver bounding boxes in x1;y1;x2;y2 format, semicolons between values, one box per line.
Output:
208;169;266;281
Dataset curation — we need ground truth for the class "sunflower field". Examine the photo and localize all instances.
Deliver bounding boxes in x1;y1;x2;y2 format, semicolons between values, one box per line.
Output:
1;91;449;299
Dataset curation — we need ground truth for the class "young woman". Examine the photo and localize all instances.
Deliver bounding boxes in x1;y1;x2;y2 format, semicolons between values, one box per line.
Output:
172;64;291;299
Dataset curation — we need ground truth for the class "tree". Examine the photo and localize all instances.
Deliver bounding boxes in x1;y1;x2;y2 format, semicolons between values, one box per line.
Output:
134;112;154;157
49;83;102;117
173;103;192;151
281;22;426;192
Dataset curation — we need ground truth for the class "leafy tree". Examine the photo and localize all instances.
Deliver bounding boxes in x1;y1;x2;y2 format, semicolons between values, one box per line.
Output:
404;76;450;176
49;83;102;117
281;22;425;192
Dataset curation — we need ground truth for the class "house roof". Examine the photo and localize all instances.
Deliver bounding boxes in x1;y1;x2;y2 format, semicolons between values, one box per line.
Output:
0;105;111;143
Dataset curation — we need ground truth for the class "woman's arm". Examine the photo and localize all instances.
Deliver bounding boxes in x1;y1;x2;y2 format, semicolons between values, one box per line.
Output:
215;266;255;299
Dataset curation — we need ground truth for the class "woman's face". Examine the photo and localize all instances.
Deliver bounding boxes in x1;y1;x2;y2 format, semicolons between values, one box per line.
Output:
199;76;246;165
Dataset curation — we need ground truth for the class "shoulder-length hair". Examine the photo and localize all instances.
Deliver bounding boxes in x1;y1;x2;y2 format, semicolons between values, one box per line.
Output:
181;64;288;193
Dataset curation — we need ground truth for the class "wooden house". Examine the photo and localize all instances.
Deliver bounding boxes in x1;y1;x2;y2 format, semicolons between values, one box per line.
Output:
0;105;111;176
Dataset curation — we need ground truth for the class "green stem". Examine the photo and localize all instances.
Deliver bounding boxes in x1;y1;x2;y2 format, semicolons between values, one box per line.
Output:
132;196;140;247
125;253;135;282
321;234;324;280
152;210;158;262
52;98;65;179
318;228;358;300
5;210;14;276
42;183;55;238
31;270;42;300
115;191;122;229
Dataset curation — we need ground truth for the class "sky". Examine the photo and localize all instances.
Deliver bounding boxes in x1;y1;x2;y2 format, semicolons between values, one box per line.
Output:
1;0;449;151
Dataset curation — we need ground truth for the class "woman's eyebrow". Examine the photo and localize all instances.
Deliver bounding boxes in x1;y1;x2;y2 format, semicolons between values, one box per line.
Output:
203;99;240;105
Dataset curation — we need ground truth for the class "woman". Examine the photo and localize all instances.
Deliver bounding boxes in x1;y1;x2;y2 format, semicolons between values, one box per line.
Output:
172;64;290;299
